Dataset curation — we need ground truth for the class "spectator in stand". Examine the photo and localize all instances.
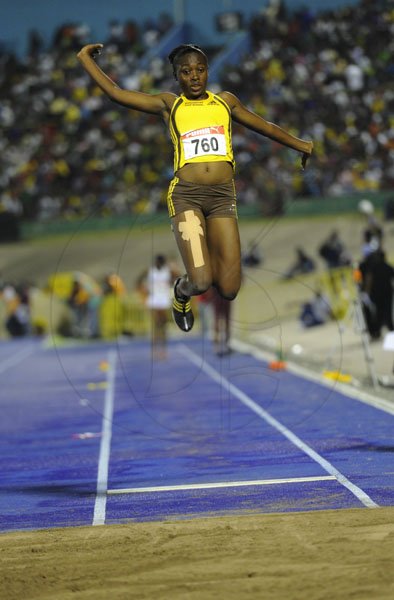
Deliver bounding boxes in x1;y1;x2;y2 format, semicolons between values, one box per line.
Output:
67;276;101;338
358;199;384;258
385;196;394;221
282;247;316;280
242;240;263;268
67;280;89;338
359;249;394;341
318;230;351;270
102;273;127;297
1;283;30;337
299;289;332;328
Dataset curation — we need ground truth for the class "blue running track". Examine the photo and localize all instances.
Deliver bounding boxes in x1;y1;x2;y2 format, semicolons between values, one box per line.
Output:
0;337;393;533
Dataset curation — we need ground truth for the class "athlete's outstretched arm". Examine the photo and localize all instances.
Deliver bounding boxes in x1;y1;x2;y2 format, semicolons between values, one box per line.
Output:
77;44;175;115
221;91;313;168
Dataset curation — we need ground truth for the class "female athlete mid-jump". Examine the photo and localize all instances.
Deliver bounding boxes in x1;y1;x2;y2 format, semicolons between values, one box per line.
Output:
77;43;313;332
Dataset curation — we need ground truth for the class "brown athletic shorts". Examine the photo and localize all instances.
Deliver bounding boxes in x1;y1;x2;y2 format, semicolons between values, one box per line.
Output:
167;177;238;219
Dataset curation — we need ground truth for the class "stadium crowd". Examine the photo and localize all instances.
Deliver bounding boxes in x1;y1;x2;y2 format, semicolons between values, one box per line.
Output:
0;0;393;225
220;0;394;207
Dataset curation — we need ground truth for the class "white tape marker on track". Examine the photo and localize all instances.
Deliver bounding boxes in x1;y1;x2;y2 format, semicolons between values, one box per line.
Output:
92;349;117;526
108;475;336;495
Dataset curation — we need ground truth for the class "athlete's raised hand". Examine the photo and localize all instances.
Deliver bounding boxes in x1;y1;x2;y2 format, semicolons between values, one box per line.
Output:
301;141;314;170
77;43;104;60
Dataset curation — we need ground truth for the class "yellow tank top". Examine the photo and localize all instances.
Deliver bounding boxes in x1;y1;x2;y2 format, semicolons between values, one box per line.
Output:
169;91;235;172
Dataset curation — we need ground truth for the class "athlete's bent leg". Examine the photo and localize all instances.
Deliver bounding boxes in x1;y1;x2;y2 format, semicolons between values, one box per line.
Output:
171;209;213;297
171;209;213;332
206;217;242;300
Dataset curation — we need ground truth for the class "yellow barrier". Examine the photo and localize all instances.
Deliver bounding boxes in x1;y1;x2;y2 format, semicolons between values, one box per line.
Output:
317;267;357;320
99;292;150;339
47;271;101;299
47;272;75;300
120;293;150;337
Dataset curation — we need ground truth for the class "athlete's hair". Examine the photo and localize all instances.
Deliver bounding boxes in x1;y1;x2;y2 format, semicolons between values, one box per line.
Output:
168;44;208;79
155;254;166;268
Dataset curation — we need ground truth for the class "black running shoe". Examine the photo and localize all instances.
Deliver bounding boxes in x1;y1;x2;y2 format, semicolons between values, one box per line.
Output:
172;278;194;332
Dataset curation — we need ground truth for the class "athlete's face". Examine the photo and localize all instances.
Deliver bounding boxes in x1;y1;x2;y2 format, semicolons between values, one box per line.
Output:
176;52;208;99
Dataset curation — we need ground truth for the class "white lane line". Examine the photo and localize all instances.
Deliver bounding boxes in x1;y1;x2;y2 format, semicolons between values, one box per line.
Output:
232;338;394;416
108;475;336;495
92;349;117;526
0;345;36;374
180;344;379;509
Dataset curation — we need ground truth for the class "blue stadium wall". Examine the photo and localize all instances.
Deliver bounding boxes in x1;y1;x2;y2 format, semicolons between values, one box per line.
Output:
1;0;359;57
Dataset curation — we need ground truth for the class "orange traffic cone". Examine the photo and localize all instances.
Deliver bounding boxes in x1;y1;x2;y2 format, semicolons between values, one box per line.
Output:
268;346;287;371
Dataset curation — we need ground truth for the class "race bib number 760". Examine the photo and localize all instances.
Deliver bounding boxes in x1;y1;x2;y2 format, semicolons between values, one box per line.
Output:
181;126;227;160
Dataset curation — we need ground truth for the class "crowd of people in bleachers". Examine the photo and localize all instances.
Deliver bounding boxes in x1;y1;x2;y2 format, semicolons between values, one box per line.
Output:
0;14;176;225
220;0;394;208
0;0;393;225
